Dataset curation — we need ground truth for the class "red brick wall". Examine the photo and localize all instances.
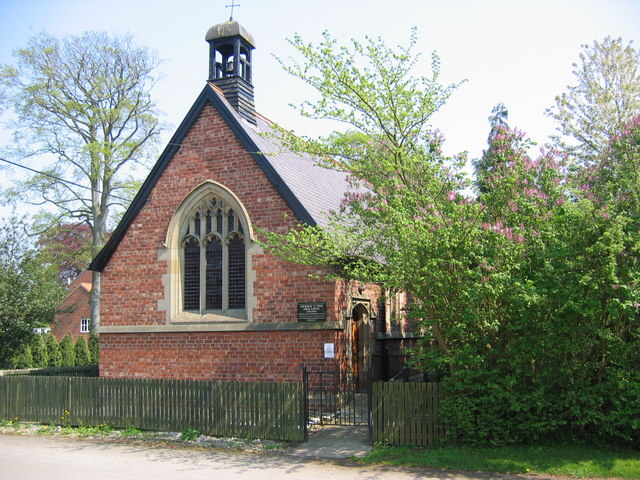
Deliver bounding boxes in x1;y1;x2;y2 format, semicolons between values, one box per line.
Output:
100;102;342;328
100;330;346;381
52;270;92;341
99;100;350;379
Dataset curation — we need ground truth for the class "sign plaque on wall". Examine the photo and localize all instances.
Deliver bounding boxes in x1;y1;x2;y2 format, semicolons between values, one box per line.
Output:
324;343;335;358
297;302;327;322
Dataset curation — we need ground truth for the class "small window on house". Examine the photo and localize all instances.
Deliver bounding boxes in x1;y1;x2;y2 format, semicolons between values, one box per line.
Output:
181;195;246;313
80;318;90;333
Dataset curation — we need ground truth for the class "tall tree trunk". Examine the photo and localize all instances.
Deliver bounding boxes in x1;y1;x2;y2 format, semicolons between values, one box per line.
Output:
90;270;100;333
90;204;105;334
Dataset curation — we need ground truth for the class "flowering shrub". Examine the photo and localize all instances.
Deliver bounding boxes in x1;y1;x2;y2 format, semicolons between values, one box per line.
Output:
264;31;640;446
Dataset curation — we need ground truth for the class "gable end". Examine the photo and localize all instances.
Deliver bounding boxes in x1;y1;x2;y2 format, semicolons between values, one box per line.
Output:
89;85;316;272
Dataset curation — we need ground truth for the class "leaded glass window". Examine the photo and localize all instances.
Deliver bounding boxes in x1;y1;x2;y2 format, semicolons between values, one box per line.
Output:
183;237;201;310
181;195;246;312
228;234;245;309
205;238;223;309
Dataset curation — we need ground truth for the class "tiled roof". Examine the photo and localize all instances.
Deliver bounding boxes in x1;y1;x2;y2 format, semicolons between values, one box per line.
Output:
234;108;348;229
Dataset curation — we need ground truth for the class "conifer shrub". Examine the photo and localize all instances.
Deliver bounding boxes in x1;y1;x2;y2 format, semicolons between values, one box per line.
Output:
44;332;62;367
59;334;75;367
30;334;49;368
11;345;33;369
74;336;91;366
88;334;99;365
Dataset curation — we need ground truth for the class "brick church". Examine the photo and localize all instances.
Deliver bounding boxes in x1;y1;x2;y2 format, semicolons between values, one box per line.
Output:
89;18;418;383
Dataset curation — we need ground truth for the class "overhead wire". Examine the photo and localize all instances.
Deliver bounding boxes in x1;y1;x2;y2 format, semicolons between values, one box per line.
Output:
0;156;132;203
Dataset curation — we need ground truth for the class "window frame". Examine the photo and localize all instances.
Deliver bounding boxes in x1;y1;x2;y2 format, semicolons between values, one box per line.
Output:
80;317;90;334
180;197;246;313
162;181;256;324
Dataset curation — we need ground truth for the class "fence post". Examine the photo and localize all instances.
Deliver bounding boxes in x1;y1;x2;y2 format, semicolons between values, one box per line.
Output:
367;366;373;444
301;366;309;441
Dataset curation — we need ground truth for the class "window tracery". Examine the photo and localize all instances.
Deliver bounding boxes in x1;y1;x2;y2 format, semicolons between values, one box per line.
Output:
180;196;246;312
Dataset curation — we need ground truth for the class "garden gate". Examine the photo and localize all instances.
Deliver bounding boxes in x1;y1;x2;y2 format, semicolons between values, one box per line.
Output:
302;367;371;438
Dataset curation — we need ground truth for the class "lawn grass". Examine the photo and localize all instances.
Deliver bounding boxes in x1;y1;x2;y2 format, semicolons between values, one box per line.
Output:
361;443;640;479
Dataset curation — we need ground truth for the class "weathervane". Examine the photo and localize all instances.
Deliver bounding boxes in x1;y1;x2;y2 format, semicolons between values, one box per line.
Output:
226;0;240;20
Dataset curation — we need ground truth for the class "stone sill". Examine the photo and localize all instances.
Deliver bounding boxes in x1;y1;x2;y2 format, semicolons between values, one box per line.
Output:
173;310;247;323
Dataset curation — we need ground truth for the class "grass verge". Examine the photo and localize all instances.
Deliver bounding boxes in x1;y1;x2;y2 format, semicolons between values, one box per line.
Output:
360;443;640;479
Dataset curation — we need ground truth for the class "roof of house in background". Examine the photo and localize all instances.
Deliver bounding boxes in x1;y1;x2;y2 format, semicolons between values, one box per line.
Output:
68;269;92;293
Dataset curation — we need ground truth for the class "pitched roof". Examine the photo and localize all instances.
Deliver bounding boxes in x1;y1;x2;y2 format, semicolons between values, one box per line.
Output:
66;270;93;295
89;84;348;272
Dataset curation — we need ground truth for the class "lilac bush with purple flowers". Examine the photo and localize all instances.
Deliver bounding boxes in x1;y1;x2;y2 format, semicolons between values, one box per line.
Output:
263;30;640;446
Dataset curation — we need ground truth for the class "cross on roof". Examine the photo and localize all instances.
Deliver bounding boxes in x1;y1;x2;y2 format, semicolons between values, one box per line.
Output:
226;0;240;20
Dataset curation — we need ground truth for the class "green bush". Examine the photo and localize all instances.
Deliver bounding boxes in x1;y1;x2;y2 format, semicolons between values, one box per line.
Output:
30;334;49;368
419;125;640;447
59;334;75;367
44;332;62;367
11;344;33;369
432;182;640;447
74;336;91;366
88;334;99;365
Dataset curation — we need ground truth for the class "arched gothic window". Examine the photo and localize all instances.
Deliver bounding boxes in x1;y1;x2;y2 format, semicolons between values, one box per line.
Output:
180;196;246;312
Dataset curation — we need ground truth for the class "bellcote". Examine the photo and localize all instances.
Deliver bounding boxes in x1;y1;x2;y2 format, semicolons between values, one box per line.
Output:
206;20;256;125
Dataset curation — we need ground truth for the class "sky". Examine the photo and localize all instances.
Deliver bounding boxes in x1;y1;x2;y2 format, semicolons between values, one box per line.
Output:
0;0;639;217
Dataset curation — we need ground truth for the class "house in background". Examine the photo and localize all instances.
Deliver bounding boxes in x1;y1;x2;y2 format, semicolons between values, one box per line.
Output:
51;270;92;341
89;18;419;383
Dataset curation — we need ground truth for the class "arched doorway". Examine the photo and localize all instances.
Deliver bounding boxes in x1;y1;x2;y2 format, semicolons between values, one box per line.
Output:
351;303;370;391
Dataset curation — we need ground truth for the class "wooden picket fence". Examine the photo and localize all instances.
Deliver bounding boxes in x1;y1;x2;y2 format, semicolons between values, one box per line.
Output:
0;376;304;442
372;381;444;447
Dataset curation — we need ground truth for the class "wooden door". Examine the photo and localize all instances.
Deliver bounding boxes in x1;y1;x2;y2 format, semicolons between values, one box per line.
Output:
351;317;360;382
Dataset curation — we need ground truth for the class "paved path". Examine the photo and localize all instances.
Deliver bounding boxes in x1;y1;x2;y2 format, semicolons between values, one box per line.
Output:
0;433;552;480
292;425;371;459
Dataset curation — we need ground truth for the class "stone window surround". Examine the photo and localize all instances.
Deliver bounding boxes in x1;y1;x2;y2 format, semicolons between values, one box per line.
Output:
157;180;260;325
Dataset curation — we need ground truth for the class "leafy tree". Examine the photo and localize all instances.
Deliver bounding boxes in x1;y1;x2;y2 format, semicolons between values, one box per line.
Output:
546;37;640;164
583;115;640;217
266;29;463;358
435;124;640;445
0;219;65;368
264;31;640;446
59;334;75;367
88;333;100;365
74;336;91;366
37;222;93;283
0;31;165;332
44;332;62;367
30;334;49;368
487;102;509;137
473;103;510;194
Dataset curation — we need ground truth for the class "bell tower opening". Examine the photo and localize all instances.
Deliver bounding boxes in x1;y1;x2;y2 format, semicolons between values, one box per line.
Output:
205;19;256;124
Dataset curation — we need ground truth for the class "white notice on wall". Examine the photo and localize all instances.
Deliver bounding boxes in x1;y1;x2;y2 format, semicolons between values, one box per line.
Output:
324;343;335;359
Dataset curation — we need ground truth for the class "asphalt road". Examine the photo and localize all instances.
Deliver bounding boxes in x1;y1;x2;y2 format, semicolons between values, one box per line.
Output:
0;433;543;480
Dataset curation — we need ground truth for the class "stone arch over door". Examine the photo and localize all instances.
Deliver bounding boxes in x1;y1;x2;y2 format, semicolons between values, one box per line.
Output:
351;302;371;391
